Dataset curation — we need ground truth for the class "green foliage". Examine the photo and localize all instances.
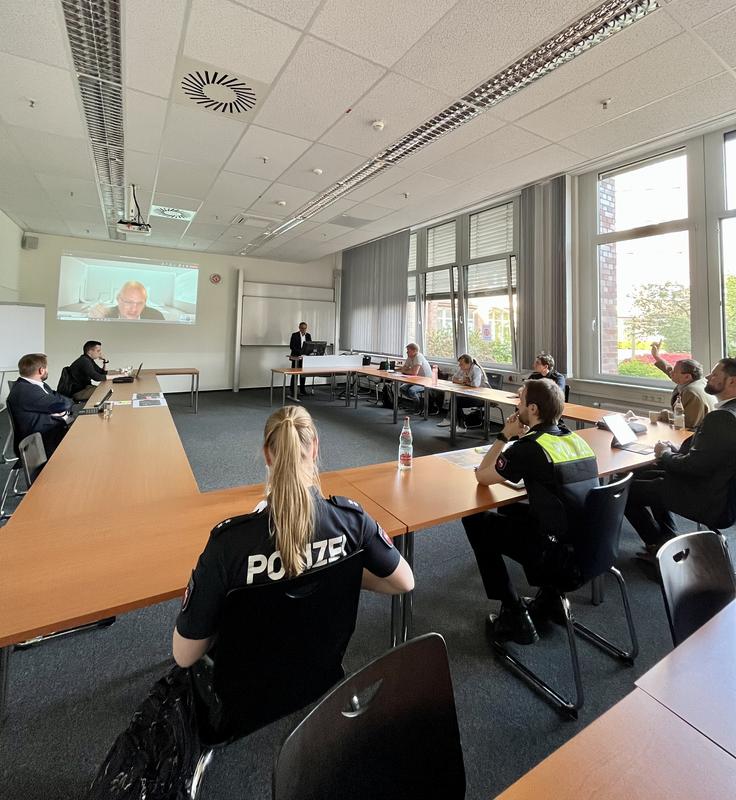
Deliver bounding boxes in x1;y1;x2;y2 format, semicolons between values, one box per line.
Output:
617;359;663;379
424;327;513;364
625;281;691;353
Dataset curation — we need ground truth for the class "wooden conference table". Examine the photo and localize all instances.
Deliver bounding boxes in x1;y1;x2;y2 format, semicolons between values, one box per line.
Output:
0;375;689;712
494;687;736;799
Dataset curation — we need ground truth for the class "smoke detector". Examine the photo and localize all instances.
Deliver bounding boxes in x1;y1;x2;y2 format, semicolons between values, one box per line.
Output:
371;119;385;131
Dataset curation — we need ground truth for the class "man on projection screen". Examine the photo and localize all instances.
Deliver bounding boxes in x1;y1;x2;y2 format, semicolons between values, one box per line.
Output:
88;281;165;321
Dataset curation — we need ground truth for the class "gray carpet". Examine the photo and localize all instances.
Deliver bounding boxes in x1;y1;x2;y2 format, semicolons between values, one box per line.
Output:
0;387;733;799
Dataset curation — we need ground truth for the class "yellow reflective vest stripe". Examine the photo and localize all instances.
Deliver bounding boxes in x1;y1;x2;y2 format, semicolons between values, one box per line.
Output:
532;432;596;464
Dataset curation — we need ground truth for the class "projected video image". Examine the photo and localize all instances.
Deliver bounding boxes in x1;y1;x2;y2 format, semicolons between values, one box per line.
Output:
57;253;199;324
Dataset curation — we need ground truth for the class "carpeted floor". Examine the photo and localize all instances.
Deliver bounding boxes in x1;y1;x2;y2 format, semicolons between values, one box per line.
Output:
0;386;733;799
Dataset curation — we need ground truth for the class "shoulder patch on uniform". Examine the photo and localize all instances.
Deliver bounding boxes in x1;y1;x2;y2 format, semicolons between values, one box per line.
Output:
210;509;264;538
495;454;508;471
181;573;195;612
329;495;364;513
378;526;394;548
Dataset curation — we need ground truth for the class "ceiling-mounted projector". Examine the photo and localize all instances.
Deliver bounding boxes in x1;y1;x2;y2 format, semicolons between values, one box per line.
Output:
117;184;151;236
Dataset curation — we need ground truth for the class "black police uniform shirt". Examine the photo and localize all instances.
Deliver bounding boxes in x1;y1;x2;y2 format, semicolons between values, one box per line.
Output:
176;494;400;640
493;423;598;540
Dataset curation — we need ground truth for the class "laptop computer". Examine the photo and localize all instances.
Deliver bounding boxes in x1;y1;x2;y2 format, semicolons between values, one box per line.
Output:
602;414;654;455
112;363;143;384
78;388;113;416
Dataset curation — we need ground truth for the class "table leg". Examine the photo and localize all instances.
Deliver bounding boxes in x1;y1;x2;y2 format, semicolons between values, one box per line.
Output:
424;389;429;420
483;400;490;440
393;379;399;424
450;394;456;445
282;374;286;407
390;532;415;647
0;646;10;721
354;372;359;409
330;374;335;402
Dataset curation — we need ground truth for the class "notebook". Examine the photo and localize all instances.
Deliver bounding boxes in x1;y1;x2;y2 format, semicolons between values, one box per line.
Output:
112;363;143;383
602;414;654;455
78;388;113;416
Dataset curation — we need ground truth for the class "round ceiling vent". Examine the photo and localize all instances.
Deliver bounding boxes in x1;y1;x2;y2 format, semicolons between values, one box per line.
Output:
181;71;256;114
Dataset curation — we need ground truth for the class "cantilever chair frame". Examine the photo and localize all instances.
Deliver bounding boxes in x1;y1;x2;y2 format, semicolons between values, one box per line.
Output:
493;473;638;719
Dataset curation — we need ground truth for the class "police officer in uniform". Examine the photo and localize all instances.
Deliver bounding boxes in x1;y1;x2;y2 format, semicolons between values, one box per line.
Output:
172;405;414;669
462;378;599;644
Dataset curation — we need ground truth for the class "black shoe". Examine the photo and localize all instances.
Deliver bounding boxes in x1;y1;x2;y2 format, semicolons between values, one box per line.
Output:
526;588;567;627
487;603;539;645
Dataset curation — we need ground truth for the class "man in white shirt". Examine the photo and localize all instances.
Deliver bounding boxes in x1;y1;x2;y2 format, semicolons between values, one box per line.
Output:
400;342;432;407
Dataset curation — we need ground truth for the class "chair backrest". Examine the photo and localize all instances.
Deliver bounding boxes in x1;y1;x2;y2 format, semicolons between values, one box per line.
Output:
57;366;74;398
5;384;20;458
207;549;364;742
574;472;633;583
273;632;465;800
656;531;736;647
486;371;503;390
18;432;47;485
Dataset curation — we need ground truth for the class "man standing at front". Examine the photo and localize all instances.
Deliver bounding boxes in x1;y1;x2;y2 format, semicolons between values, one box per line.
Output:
462;379;599;644
625;358;736;557
68;340;108;401
289;321;311;398
7;353;73;457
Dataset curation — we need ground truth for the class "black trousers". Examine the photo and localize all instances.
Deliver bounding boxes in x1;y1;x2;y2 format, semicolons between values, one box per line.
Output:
456;395;483;424
462;506;546;605
624;469;677;547
289;357;307;396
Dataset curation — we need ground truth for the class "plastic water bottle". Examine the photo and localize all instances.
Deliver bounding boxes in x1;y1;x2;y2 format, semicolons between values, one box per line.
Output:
673;396;685;430
398;416;413;470
431;364;439;386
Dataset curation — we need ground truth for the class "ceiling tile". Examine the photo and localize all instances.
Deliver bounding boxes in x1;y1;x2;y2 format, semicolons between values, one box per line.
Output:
65;220;109;239
207;171;272;208
152;193;203;213
516;33;725;143
20;217;70;236
182;221;227;240
126;0;187;97
393;0;596;96
344;202;393;221
7;127;91;179
277;144;365;191
125;150;158;195
125;90;168;154
225;125;312;180
0;0;70;69
0;54;84;138
320;72;452;156
342;165;410;203
156;158;219;197
491;10;684;123
308;198;357;222
58;203;105;225
695;7;736;66
36;174;100;207
560;72;736;159
254;36;385;140
246;181;316;216
367;172;458;210
184;0;300;83
423;125;550;181
195;200;248;226
231;0;321;28
161;104;246;166
663;0;736;28
178;236;215;251
301;222;357;242
310;0;459;67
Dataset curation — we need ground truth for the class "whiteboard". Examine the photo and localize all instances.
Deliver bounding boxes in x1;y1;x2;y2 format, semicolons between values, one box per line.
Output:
241;297;335;346
0;303;45;370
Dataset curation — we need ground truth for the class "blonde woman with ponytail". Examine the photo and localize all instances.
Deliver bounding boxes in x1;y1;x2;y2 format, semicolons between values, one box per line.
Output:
173;406;414;667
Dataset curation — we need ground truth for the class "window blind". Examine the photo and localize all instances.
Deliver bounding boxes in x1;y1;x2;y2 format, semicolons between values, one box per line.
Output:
466;259;516;296
469;203;514;260
427;221;456;267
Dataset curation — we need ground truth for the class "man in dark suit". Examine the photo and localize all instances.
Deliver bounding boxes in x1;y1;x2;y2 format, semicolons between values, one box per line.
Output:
289;322;311;397
67;340;109;401
7;353;73;458
625;357;736;557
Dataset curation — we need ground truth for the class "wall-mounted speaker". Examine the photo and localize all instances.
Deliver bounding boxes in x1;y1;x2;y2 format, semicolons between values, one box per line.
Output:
21;234;39;250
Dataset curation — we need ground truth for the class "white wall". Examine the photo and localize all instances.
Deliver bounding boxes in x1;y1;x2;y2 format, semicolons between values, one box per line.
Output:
17;233;337;391
0;210;22;302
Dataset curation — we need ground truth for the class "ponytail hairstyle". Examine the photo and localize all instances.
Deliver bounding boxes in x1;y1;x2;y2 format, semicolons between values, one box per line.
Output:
263;406;321;577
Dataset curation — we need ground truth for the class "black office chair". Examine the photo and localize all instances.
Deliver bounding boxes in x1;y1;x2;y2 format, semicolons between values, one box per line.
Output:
0;393;27;519
484;371;505;428
493;473;637;719
656;531;736;647
189;550;365;798
273;633;465;800
564;384;570;402
56;366;75;399
18;432;47;486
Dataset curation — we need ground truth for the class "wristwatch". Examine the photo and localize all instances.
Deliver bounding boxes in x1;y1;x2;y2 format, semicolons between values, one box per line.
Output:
497;432;509;443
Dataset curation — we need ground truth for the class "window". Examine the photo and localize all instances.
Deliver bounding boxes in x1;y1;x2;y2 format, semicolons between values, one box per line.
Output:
406;272;416;344
589;150;692;381
427;221;456;267
465;259;516;365
469;203;514;259
424;268;457;359
726;131;736;211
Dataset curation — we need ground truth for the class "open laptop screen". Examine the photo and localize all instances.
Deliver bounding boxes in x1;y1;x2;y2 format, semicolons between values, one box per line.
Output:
602;414;637;446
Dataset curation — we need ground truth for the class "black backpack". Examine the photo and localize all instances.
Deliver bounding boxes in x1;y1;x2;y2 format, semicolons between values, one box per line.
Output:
85;666;203;800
